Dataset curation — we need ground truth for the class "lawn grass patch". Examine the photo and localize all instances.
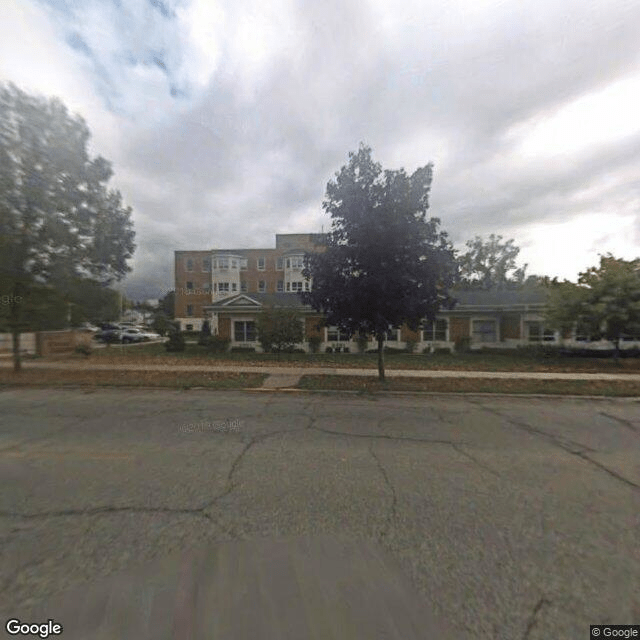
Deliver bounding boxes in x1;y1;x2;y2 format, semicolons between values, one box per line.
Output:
0;369;266;390
298;375;640;396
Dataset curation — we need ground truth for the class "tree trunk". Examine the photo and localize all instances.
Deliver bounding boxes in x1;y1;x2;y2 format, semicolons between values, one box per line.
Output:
613;337;620;363
377;335;385;381
11;329;21;373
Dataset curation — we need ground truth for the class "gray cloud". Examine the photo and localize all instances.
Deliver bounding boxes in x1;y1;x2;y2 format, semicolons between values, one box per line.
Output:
6;0;640;297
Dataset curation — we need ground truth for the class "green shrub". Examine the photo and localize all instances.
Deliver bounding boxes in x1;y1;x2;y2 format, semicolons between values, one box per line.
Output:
454;336;471;352
231;346;255;353
198;320;211;345
202;335;230;353
356;334;369;353
165;330;185;352
325;346;333;353
74;343;92;357
308;335;322;354
405;338;418;353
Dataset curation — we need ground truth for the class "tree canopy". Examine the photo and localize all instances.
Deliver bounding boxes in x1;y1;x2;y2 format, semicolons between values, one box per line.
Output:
302;144;457;379
0;83;135;370
256;307;304;353
458;234;527;289
546;254;640;357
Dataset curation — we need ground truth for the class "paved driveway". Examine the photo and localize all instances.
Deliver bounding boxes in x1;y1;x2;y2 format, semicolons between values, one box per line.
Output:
0;389;638;638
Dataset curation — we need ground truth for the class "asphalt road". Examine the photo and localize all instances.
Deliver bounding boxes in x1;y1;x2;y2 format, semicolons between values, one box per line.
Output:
0;389;638;639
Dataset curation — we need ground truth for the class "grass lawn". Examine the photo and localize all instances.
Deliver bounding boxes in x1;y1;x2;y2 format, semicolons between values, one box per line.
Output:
0;368;267;390
298;375;640;396
61;341;640;374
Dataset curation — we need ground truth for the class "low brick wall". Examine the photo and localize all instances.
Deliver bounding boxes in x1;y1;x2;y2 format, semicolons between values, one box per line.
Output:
35;330;92;357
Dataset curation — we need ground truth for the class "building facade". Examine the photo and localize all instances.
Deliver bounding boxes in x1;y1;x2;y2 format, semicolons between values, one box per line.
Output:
174;234;640;352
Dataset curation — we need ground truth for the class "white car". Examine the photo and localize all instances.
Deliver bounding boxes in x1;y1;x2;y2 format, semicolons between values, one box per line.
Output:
120;328;161;343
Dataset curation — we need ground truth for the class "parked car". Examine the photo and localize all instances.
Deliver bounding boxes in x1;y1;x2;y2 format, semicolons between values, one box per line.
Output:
95;325;122;342
120;328;161;343
78;322;100;332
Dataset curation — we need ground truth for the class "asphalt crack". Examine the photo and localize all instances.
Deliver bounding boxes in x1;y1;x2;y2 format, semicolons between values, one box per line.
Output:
450;443;501;478
599;411;639;434
522;597;551;639
368;445;398;540
310;424;459;446
469;399;639;491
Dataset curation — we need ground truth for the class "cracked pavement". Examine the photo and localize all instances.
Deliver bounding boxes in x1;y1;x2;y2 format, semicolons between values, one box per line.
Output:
0;389;638;639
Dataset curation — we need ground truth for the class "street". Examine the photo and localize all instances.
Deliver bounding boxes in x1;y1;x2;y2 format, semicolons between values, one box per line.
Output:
0;389;638;638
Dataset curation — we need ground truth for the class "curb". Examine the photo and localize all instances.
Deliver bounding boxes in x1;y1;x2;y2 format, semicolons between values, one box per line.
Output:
1;383;638;401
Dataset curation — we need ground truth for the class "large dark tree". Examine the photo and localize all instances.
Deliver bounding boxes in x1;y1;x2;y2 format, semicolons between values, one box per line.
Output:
0;84;135;371
458;234;527;289
302;144;457;380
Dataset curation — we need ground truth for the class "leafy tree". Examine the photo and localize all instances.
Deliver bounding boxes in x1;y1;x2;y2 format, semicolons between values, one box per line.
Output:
158;290;175;319
0;84;135;371
458;234;527;289
256;307;304;353
546;255;640;359
302;144;457;380
151;313;171;337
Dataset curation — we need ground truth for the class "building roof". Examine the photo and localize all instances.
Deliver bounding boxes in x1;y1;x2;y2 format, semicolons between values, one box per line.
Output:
204;288;549;314
450;287;548;307
205;292;311;312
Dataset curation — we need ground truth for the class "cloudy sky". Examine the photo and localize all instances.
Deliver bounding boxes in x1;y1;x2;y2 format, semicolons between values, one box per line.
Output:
1;0;639;300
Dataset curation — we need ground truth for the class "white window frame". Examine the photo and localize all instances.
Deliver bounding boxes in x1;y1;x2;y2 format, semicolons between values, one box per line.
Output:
202;258;210;272
277;280;284;292
472;318;498;343
422;319;448;342
218;282;230;294
240;281;247;292
186;258;193;272
234;320;257;342
257;257;266;271
276;257;284;270
258;280;266;292
240;258;248;270
326;326;351;342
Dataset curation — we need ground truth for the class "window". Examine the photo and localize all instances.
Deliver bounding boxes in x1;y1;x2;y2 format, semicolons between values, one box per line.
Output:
234;321;256;342
258;280;266;292
186;305;193;317
257;257;265;270
304;280;310;291
218;282;230;293
385;326;400;341
186;258;193;272
217;257;229;269
232;282;237;292
240;258;248;270
327;326;351;342
240;281;247;292
202;258;210;272
286;256;304;269
186;324;193;331
186;281;193;290
288;281;303;292
231;259;238;269
527;322;555;342
203;282;210;291
277;280;284;292
472;319;497;343
422;319;447;341
276;257;284;270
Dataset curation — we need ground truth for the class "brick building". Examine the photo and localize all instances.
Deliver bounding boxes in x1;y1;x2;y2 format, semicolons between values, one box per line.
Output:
174;233;638;352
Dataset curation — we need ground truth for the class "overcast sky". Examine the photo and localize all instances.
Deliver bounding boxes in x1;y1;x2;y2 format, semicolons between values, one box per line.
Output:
1;0;639;300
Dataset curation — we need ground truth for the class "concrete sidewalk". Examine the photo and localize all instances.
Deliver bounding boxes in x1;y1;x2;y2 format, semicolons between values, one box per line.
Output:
1;359;640;381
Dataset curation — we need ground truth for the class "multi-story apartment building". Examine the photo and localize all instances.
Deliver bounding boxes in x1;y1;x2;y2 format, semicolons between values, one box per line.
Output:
174;233;640;353
174;233;325;336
